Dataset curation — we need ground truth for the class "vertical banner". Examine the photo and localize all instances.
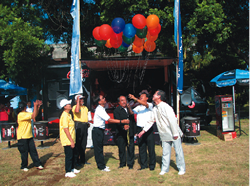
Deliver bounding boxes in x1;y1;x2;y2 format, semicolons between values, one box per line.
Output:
174;0;183;94
70;0;83;97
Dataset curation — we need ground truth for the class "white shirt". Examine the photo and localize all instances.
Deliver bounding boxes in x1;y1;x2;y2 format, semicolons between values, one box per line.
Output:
26;107;33;113
93;105;110;129
148;101;182;141
133;102;154;132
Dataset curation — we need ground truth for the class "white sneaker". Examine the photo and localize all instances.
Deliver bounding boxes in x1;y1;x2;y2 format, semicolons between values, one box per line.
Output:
71;168;80;174
23;168;29;172
102;167;110;172
159;171;167;175
178;170;185;175
65;172;76;178
105;166;109;169
37;165;44;170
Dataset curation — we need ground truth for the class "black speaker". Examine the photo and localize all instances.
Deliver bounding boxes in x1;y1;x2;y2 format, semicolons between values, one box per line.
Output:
56;90;68;109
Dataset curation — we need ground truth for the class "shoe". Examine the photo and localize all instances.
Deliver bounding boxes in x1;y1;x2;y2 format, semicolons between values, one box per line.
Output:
118;166;124;169
102;167;110;172
159;171;167;175
23;168;29;172
178;170;185;175
65;172;76;178
150;168;155;171
85;162;91;165
105;166;109;169
71;168;81;174
129;167;133;170
37;165;44;170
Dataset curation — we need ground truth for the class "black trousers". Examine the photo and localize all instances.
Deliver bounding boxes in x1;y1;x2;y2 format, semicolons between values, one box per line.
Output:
17;138;41;169
64;146;76;173
117;133;135;168
75;121;88;164
137;127;156;169
92;127;106;170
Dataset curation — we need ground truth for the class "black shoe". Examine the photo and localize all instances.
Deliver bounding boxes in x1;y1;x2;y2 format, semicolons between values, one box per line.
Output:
149;168;155;171
118;166;124;168
129;167;133;169
85;162;91;165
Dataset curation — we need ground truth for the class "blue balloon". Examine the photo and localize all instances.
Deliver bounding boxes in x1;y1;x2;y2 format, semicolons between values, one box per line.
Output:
123;23;136;38
122;41;130;47
111;18;125;34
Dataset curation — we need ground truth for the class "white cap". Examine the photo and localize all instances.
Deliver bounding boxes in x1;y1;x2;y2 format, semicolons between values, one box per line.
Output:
60;99;72;108
75;94;84;100
139;90;149;96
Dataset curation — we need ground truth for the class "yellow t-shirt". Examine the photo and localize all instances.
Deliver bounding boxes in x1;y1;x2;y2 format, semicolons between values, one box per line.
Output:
17;112;33;140
72;105;88;122
60;111;76;146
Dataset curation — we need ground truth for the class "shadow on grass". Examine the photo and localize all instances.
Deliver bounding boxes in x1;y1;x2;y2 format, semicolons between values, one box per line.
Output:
86;148;95;162
27;152;53;168
201;124;217;137
156;155;179;171
104;152;119;165
36;140;58;148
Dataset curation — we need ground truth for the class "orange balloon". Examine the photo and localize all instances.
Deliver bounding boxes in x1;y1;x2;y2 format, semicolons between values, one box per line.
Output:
146;32;158;42
146;14;159;30
132;44;143;53
133;35;145;47
144;41;156;52
105;39;112;48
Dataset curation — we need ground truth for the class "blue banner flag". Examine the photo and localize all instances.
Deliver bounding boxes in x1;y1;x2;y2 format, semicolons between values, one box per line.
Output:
174;0;183;94
69;0;83;97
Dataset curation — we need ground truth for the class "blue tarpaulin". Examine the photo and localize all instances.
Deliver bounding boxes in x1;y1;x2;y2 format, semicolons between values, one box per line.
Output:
0;79;27;96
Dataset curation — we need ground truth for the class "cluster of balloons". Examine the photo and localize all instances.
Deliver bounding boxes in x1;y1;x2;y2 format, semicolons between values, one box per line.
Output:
92;14;161;53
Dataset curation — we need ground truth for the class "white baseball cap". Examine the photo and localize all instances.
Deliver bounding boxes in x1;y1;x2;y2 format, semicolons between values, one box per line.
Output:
75;94;84;100
60;99;72;108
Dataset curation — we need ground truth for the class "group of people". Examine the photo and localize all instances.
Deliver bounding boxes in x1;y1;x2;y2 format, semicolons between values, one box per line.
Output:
14;89;186;178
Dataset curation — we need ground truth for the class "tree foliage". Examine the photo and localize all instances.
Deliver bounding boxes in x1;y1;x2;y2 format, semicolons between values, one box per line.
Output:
0;0;51;94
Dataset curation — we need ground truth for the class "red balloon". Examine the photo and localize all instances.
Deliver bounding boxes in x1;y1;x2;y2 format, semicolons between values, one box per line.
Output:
110;37;122;48
92;26;102;40
148;24;161;36
132;14;146;29
110;31;123;41
99;24;113;40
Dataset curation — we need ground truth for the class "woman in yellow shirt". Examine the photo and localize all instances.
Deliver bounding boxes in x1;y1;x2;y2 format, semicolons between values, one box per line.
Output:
59;99;80;178
17;100;43;172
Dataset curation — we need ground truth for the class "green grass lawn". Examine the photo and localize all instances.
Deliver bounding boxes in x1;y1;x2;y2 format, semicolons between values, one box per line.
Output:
0;119;249;186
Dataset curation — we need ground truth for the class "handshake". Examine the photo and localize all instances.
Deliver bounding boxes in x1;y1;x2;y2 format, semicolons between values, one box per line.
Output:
120;119;130;130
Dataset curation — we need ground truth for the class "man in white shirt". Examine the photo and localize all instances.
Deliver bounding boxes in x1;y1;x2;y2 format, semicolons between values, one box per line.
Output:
128;91;156;171
138;90;185;175
92;94;129;172
26;101;33;113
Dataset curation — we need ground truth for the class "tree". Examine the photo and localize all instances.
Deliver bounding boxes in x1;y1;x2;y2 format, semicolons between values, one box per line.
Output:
0;1;51;97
